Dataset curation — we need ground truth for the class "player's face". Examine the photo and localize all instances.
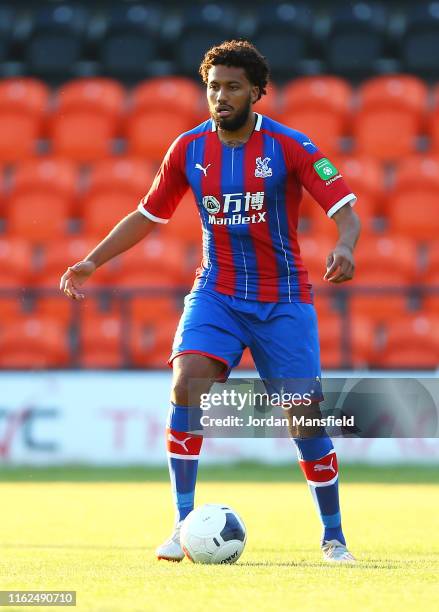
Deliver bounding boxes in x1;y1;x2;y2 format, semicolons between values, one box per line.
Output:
207;65;259;131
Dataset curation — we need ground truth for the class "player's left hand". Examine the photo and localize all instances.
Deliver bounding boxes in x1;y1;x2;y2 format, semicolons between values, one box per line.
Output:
324;245;355;283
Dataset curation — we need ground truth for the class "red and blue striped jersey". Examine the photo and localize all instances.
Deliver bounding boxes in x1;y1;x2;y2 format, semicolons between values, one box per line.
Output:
138;113;356;303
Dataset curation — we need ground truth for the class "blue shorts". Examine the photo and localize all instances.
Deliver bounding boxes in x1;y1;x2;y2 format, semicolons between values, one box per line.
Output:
169;289;322;395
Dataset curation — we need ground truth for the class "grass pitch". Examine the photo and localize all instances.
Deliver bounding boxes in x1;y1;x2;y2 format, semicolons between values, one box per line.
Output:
0;465;438;612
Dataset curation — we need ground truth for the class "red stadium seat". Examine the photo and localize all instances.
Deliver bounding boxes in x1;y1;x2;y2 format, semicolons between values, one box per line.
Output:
130;77;203;121
352;235;419;286
109;234;190;287
353;75;428;161
50;78;125;162
349;294;409;326
35;296;75;326
81;157;156;236
36;236;107;288
387;156;439;241
6;158;78;241
0;237;33;287
423;242;439;286
253;82;280;119
125;110;194;162
79;312;123;367
0;78;49;163
317;311;343;368
279;76;353;156
130;310;180;367
299;235;335;287
0;315;70;367
374;315;439;368
160;191;202;246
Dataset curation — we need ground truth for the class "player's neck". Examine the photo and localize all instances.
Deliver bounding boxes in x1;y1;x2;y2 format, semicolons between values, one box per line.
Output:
216;112;257;148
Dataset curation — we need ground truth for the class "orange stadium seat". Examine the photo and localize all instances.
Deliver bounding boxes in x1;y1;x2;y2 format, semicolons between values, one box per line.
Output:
130;77;204;122
279;76;353;156
125;110;194;162
0;78;49;163
35;296;75;326
0;236;33;287
429;83;439;153
35;236;107;287
253;82;280;119
374;315;439;369
0;315;70;368
353;75;428;161
317;311;343;368
50;78;125;162
349;314;377;367
352;235;419;286
333;155;384;220
130;295;182;322
349;294;409;326
422;242;439;286
299;235;335;287
130;310;180;367
79;312;123;367
6;158;78;241
387;156;439;241
81;157;155;236
109;234;190;287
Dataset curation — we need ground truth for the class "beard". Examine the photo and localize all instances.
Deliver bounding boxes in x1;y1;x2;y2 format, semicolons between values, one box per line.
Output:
213;96;252;131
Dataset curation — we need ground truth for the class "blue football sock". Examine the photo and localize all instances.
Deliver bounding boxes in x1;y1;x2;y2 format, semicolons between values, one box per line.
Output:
166;402;203;525
293;435;346;546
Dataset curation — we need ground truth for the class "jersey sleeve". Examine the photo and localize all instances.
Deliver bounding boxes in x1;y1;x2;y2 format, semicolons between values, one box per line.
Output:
137;136;189;224
288;135;356;217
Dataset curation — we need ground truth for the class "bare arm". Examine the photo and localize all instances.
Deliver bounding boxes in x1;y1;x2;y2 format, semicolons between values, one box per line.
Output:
324;204;361;283
60;211;156;300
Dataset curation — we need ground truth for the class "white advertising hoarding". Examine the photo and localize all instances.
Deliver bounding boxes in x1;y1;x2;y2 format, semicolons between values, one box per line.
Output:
0;371;438;465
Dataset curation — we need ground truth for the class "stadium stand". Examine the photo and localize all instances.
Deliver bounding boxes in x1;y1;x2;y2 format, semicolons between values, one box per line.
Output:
0;1;438;370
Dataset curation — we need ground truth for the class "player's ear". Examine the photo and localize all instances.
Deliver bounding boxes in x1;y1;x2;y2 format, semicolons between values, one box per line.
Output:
251;86;259;104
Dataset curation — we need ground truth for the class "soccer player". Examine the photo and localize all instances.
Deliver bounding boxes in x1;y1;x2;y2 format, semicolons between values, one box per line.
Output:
60;40;360;563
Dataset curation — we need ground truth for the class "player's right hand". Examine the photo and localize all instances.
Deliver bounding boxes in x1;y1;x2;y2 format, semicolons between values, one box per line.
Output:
60;260;96;300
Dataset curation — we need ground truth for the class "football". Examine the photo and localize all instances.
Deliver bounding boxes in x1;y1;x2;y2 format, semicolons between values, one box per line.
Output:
180;504;247;564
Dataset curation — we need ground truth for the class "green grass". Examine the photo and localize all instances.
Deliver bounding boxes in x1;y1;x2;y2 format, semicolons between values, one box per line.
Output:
0;466;438;611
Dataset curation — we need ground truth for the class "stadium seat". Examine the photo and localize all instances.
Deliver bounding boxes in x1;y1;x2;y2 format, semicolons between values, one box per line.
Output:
130;77;204;123
0;78;49;163
324;1;388;77
0;237;33;288
353;235;419;286
280;76;352;156
353;75;428;161
317;311;343;368
25;3;88;78
349;314;377;367
0;297;23;320
387;156;439;242
125;109;194;162
109;234;190;288
333;155;384;219
423;242;439;286
173;3;237;75
129;310;180;367
99;3;162;80
81;157;155;236
36;236;107;288
50;78;126;162
253;82;280;120
79;312;124;368
6;158;78;241
349;294;409;326
35;296;75;326
400;2;439;77
251;2;312;80
0;315;70;368
374;314;439;369
299;235;335;287
429;85;439;153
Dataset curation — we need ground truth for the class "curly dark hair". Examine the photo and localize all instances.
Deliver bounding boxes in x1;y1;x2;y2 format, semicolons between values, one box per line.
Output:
199;40;269;101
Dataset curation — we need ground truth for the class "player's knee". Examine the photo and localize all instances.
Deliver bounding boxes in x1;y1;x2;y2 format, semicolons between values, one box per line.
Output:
171;354;224;406
286;403;325;438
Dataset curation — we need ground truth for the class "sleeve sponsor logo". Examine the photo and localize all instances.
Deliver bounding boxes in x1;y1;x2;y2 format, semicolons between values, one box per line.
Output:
313;158;339;180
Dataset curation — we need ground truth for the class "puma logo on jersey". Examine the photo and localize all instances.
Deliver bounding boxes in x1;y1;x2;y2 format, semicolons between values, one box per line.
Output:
195;163;211;176
313;456;336;474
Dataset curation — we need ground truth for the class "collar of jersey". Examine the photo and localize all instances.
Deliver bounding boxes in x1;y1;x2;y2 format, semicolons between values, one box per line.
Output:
211;112;263;134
